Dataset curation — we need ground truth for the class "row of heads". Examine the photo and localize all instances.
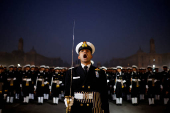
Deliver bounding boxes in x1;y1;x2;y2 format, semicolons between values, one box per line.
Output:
99;65;169;70
0;64;67;70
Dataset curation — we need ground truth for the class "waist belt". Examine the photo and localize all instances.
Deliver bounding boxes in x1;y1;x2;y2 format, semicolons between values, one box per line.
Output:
116;79;122;82
132;79;140;82
53;80;62;84
74;92;93;100
38;78;43;81
23;78;31;81
148;79;154;81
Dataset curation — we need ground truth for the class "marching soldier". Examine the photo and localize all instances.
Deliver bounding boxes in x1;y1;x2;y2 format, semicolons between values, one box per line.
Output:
154;67;162;101
43;66;51;100
110;67;116;100
65;41;109;113
60;67;66;99
139;68;147;100
115;66;126;105
146;66;155;105
51;67;61;104
22;64;32;104
126;67;132;101
130;65;140;105
161;65;169;105
6;65;16;103
30;65;36;100
35;65;46;104
15;65;22;100
0;66;6;113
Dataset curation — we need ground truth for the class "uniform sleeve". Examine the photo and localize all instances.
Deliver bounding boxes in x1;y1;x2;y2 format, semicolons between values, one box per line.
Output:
100;70;110;113
65;69;73;96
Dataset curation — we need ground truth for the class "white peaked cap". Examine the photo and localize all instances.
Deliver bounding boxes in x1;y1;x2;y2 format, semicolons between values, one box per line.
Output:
116;66;122;69
30;65;35;68
25;64;31;67
40;65;45;68
75;41;95;54
8;65;14;68
132;65;138;69
100;66;107;70
45;66;49;69
147;65;152;68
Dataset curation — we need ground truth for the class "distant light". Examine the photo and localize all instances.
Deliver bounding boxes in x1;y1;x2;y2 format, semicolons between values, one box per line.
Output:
153;65;155;68
18;64;20;66
153;59;155;61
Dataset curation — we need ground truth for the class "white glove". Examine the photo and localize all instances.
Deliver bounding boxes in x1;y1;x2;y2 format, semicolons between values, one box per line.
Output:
146;85;148;89
34;86;36;89
123;80;126;83
49;86;51;90
64;97;74;107
138;79;141;81
20;84;22;88
13;78;16;80
160;85;163;89
130;85;132;89
154;79;157;83
107;80;110;83
114;85;116;89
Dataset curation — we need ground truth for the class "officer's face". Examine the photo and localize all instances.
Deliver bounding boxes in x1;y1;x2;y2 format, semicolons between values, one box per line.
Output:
132;68;137;72
155;68;159;72
31;68;35;71
26;67;30;71
117;69;121;72
78;49;93;64
9;67;13;71
163;67;167;71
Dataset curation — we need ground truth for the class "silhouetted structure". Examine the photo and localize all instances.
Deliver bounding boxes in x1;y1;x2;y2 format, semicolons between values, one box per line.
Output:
0;38;69;67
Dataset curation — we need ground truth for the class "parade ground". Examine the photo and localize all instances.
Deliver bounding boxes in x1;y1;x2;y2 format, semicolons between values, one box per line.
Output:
3;100;166;113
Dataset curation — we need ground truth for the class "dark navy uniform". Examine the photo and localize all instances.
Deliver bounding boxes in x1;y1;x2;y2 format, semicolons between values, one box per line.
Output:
36;71;45;104
51;71;61;104
0;68;6;111
22;70;32;103
65;65;109;113
146;71;155;105
6;70;16;103
131;71;140;104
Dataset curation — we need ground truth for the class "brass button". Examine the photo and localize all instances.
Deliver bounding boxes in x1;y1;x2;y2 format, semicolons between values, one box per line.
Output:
88;86;90;89
80;104;83;106
82;85;84;88
87;104;89;106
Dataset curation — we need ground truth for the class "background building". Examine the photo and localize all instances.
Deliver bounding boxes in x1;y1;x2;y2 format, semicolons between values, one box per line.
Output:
0;38;69;67
108;38;170;69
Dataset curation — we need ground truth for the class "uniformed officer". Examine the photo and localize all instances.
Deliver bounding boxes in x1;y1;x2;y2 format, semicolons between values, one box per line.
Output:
161;65;169;105
146;66;155;105
0;66;6;113
60;67;66;100
35;65;46;104
30;65;36;100
139;67;147;100
43;66;51;100
154;67;162;101
130;65;140;105
65;41;109;113
15;65;22;100
126;67;132;101
21;64;32;104
115;66;126;105
50;67;61;104
6;65;16;103
110;67;116;101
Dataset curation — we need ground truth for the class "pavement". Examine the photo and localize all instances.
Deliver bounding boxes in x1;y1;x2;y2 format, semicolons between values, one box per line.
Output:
2;99;167;113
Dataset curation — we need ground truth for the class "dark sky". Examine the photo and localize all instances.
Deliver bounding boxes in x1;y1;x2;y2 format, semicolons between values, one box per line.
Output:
0;0;170;65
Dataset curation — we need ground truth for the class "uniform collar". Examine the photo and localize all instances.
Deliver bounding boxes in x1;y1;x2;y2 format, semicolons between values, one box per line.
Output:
81;63;91;71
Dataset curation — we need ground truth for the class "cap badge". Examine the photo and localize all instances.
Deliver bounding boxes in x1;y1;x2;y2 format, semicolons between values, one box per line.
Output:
82;41;88;47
